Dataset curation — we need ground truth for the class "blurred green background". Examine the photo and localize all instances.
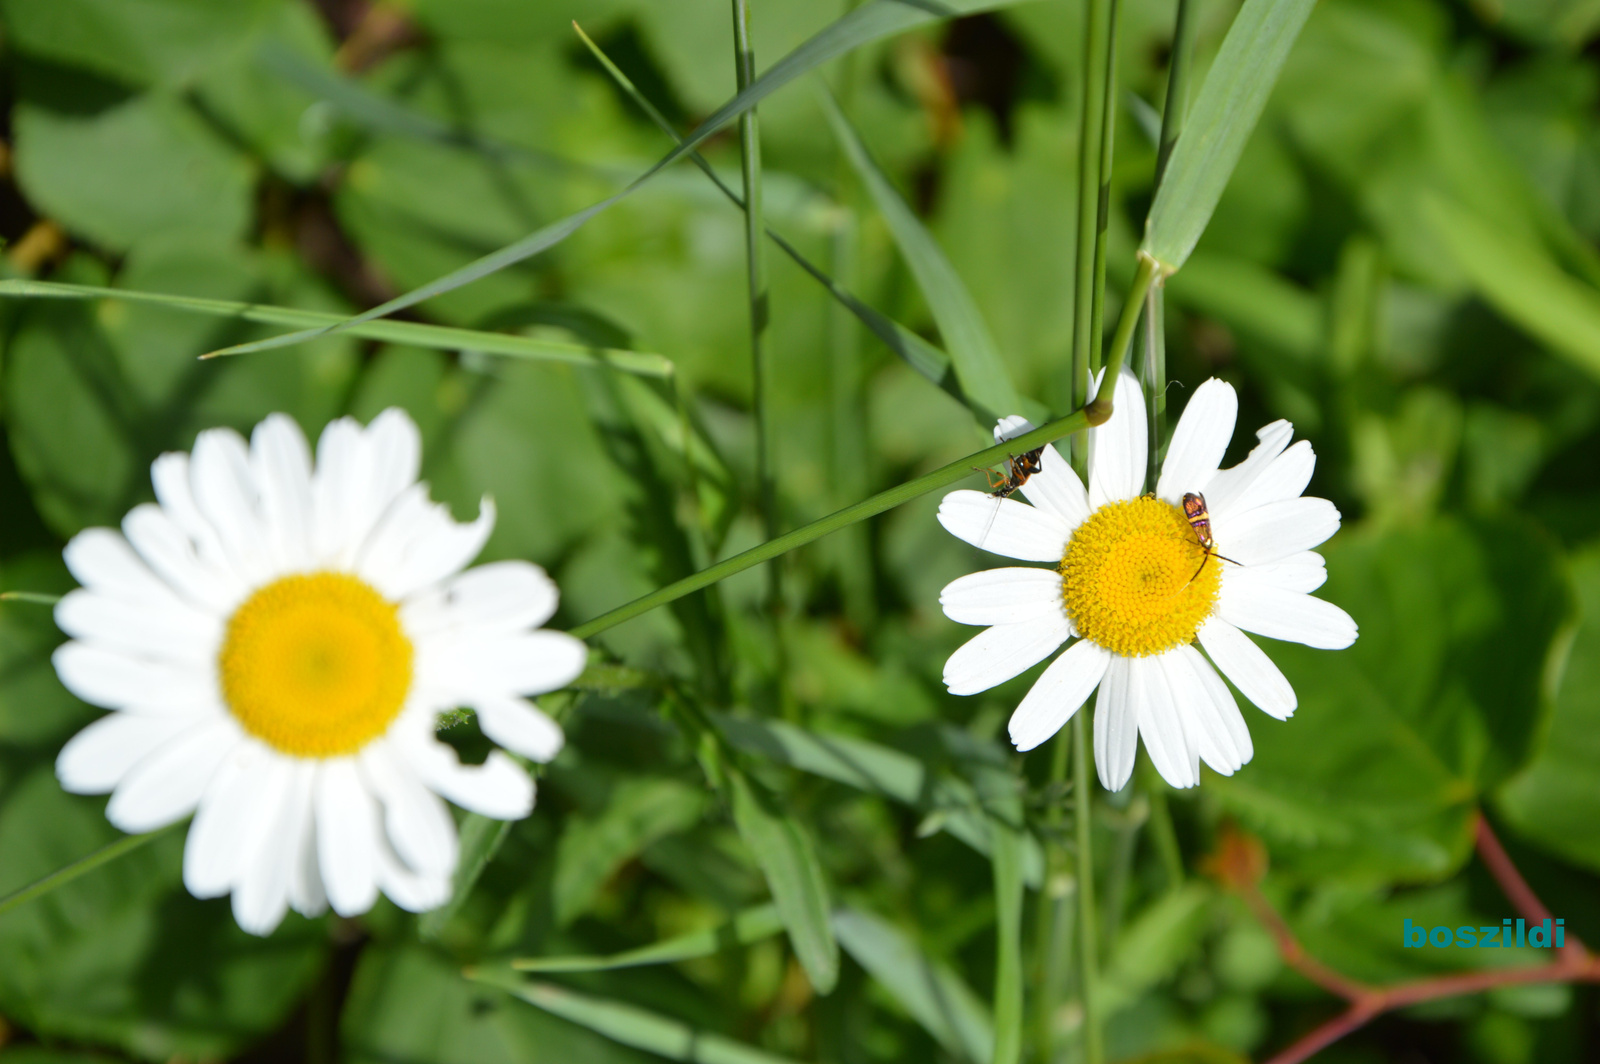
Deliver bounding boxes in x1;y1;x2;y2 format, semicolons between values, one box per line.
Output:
0;0;1599;1061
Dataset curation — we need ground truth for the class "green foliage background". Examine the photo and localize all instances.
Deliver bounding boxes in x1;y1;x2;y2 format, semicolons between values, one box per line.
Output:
0;0;1598;1061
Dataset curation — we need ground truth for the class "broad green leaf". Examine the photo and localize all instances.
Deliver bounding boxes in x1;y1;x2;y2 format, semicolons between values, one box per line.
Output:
344;947;645;1064
1422;192;1600;382
0;279;674;378
417;813;513;942
1142;0;1318;271
832;907;993;1063
1100;884;1214;1014
552;777;708;926
514;903;782;973
0;770;323;1060
728;769;839;995
205;0;1042;358
821;90;1026;423
479;973;805;1064
1497;546;1600;873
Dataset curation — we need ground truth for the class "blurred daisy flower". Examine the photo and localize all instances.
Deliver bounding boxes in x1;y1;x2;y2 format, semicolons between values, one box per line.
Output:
51;410;586;934
937;371;1356;791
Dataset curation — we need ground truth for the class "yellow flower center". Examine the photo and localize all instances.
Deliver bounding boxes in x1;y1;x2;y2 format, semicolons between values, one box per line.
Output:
1060;496;1221;657
219;572;413;758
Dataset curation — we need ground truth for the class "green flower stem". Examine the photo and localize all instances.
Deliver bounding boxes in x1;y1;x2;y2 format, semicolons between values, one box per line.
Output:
569;410;1091;640
1154;0;1198;188
1086;0;1122;383
1088;253;1159;417
1144;0;1193;481
732;0;774;552
1147;779;1184;894
1070;0;1114;475
1143;283;1168;488
0;823;178;919
1073;706;1104;1064
0;590;62;605
1031;729;1076;1061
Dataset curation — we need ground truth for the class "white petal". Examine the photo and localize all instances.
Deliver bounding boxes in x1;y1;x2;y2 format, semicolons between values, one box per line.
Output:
937;490;1072;562
1088;369;1148;508
360;494;497;600
473;694;566;762
1232;552;1327;594
399;737;535;819
1220;583;1358;650
1019;444;1090;530
106;717;241;832
150;451;236;580
312;417;371;565
1201;420;1294;514
287;765;327;918
190;427;273;585
53;642;217;712
55;590;221;666
122;503;243;614
1008;639;1110;752
419;630;587;699
1212;497;1341;567
1130;656;1197;790
315;759;381;917
1164;645;1251;775
1093;656;1137;791
1197;617;1297;719
1156;378;1238;504
940;568;1066;627
251;414;315;571
1219;440;1315;518
401;560;560;638
232;763;313;935
375;832;452;913
994;415;1034;443
62;528;173;603
358;743;458;878
183;742;287;898
56;712;192;794
943;615;1073;696
366;408;424;514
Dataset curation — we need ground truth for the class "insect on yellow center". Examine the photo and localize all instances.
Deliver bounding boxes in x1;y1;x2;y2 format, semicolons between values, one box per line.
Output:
219;572;413;758
1060;496;1222;657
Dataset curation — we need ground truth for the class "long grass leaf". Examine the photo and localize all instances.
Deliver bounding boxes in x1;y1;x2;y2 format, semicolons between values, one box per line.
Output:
833;907;994;1063
729;769;839;994
512;904;782;973
821;90;1024;422
0;279;672;377
210;0;1040;359
1142;0;1317;271
418;814;511;941
474;972;806;1064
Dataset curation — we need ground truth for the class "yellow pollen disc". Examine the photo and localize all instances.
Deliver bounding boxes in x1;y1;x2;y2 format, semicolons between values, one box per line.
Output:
219;572;413;758
1060;496;1222;658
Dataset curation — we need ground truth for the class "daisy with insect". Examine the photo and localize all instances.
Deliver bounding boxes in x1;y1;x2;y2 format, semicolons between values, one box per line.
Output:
51;410;587;934
938;370;1356;790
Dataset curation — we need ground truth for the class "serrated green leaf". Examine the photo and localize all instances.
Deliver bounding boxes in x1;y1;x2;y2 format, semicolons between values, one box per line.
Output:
834;907;994;1063
728;769;838;995
1143;0;1318;271
513;903;782;973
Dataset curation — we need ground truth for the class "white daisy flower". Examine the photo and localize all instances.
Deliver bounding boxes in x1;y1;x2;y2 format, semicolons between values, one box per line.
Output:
51;409;587;934
937;371;1357;791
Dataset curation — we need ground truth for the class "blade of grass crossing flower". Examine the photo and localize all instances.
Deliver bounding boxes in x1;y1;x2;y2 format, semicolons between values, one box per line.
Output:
570;23;962;404
206;0;1044;358
728;769;839;994
821;90;1024;422
1141;0;1318;272
0;823;178;918
0;280;673;377
991;819;1025;1064
475;973;808;1064
513;903;783;972
567;408;1091;641
417;813;512;941
833;907;994;1063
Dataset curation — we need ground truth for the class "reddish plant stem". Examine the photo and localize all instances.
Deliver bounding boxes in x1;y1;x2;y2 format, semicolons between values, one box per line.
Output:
1249;816;1598;1064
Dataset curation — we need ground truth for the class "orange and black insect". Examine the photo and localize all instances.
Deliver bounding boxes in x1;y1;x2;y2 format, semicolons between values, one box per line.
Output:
1179;491;1242;588
972;445;1046;549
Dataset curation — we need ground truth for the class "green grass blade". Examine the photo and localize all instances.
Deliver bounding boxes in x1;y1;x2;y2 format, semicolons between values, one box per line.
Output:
0;590;62;605
512;904;782;973
205;0;1043;359
833;907;994;1063
474;972;807;1064
571;22;960;401
1141;0;1317;271
821;89;1024;422
729;769;839;994
990;820;1025;1064
0;279;674;377
0;823;177;919
417;813;512;941
1424;193;1600;381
